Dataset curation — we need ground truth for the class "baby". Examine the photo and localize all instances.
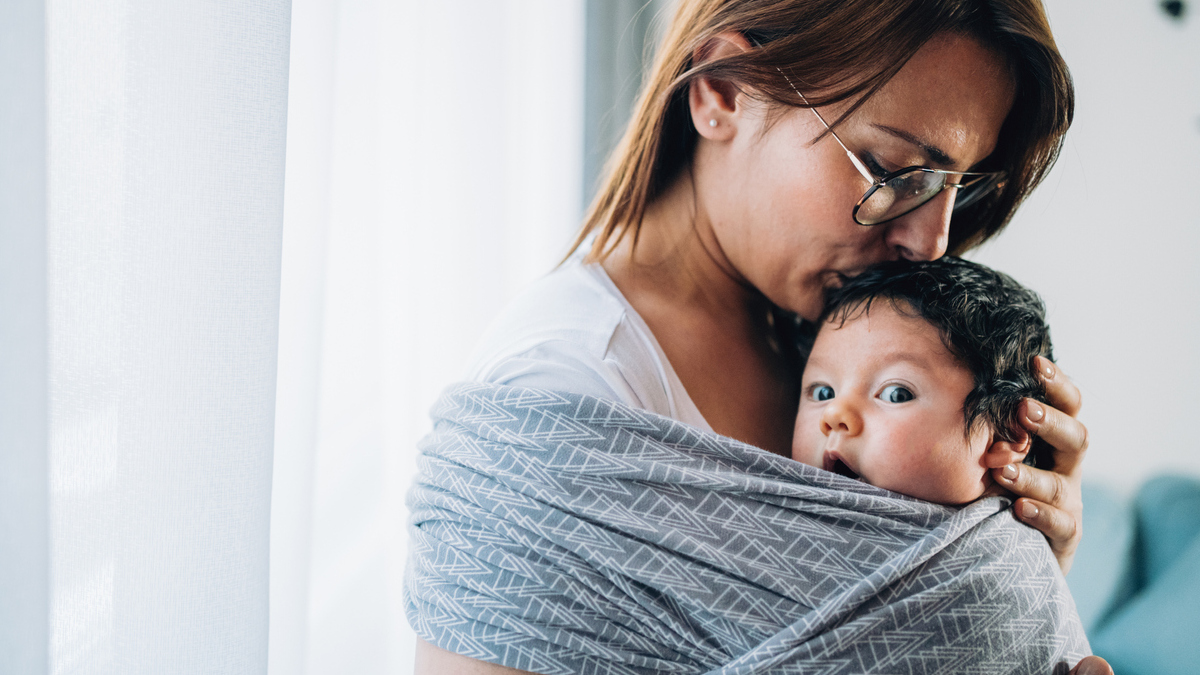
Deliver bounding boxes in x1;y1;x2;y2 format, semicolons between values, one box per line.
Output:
791;257;1052;505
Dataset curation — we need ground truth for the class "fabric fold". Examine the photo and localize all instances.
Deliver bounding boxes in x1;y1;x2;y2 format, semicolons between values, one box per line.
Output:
406;383;1089;674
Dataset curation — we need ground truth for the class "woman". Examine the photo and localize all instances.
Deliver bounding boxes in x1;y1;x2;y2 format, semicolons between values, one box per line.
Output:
415;0;1105;671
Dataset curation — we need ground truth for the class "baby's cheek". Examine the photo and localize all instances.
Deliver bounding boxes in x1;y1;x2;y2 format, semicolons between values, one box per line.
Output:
872;443;938;495
790;430;815;466
909;446;991;504
927;431;994;503
790;409;822;467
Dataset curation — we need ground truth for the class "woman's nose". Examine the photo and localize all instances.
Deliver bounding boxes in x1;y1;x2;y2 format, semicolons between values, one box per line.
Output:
883;189;954;261
819;399;863;437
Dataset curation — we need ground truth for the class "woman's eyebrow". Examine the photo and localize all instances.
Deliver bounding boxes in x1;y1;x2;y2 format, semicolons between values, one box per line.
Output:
872;124;955;167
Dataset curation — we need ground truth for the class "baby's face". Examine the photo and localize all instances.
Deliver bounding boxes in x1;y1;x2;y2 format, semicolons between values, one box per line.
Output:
791;302;995;505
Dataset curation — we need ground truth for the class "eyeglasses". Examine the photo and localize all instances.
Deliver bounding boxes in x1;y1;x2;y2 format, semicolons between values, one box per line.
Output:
776;69;1006;226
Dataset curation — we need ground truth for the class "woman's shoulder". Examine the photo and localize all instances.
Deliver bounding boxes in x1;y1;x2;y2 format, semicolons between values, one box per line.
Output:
465;262;625;373
463;262;706;427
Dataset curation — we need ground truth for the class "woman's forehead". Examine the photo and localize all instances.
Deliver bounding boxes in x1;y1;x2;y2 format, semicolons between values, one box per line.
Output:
849;34;1016;170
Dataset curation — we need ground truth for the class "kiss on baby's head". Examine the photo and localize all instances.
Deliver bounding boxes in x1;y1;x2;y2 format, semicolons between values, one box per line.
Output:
792;257;1053;505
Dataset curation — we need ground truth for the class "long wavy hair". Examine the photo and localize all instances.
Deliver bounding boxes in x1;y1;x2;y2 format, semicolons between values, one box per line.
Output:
571;0;1074;260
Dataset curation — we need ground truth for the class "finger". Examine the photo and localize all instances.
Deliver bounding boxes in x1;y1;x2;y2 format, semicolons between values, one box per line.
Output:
1011;497;1080;555
1035;356;1082;416
1068;655;1113;675
1020;399;1089;477
992;461;1076;513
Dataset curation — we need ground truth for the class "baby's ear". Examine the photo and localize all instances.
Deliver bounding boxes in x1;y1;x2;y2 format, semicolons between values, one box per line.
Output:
982;429;1031;469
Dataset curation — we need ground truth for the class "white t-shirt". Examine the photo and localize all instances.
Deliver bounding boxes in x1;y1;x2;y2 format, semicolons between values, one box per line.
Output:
464;261;712;431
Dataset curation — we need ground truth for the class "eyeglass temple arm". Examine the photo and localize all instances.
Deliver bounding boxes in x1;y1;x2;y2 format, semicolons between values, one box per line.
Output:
774;66;880;187
837;142;877;186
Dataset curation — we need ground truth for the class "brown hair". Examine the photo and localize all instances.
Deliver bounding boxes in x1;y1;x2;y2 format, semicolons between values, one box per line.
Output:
571;0;1074;260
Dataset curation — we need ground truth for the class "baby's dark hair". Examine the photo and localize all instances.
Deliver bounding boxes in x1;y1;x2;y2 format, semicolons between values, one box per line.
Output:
820;257;1054;468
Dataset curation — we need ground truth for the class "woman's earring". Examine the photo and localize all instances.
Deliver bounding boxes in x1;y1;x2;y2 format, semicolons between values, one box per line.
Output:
708;119;717;128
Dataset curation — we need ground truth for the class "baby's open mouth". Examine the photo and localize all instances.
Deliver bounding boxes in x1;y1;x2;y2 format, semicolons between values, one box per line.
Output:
831;459;860;480
823;452;862;481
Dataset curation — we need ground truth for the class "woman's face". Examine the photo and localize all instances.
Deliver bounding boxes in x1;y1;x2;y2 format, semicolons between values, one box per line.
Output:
691;33;1016;321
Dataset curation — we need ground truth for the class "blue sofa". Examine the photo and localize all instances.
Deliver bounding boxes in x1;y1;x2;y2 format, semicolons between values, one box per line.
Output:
1067;475;1200;675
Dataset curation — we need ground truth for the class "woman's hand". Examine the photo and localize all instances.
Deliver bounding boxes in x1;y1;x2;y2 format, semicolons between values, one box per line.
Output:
1069;655;1113;675
989;356;1088;575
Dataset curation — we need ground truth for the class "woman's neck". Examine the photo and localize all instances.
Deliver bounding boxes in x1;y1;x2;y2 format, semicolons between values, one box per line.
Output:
602;170;765;327
599;171;799;455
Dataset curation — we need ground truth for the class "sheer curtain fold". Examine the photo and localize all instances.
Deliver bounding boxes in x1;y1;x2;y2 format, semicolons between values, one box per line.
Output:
4;0;587;673
269;0;339;672
270;1;586;673
2;0;291;673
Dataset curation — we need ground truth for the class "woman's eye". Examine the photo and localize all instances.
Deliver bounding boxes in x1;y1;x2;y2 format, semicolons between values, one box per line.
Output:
879;385;914;403
810;385;835;402
860;152;890;179
891;171;926;197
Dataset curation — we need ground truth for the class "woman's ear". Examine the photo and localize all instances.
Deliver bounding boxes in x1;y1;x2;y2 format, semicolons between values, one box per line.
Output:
689;31;753;140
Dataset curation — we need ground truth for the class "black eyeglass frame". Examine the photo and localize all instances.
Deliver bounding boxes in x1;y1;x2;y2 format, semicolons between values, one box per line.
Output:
850;165;1006;226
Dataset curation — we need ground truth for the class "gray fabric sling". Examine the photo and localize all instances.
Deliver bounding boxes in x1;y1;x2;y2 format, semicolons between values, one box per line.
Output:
405;383;1090;674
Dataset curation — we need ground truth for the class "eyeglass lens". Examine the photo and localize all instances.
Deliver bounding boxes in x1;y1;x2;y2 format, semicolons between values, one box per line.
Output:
854;170;1002;226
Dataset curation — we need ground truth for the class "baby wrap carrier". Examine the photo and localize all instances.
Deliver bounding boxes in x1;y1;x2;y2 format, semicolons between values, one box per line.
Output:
405;383;1090;674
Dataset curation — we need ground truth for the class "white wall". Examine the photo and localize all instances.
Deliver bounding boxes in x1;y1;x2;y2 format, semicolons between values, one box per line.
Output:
969;0;1200;491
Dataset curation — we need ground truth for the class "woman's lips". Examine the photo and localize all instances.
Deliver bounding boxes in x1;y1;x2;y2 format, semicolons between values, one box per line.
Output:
822;269;865;296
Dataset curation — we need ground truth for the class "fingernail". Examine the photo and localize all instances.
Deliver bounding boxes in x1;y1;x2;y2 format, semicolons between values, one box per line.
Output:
1039;357;1056;381
1020;501;1039;519
1025;401;1044;424
1002;464;1019;482
1076;658;1109;675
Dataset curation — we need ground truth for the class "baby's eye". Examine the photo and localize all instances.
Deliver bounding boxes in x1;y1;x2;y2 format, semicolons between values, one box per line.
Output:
879;384;914;403
810;384;835;402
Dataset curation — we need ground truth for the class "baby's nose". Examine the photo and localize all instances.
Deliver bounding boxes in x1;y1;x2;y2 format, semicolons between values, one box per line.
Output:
820;400;863;437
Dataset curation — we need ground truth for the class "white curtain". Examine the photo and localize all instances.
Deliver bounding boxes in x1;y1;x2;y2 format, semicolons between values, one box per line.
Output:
2;0;291;673
269;1;584;672
2;0;584;672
